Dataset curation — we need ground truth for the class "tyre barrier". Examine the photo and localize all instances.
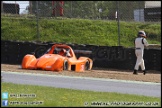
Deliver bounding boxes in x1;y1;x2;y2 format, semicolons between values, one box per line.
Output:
1;40;161;71
124;48;136;70
144;49;161;71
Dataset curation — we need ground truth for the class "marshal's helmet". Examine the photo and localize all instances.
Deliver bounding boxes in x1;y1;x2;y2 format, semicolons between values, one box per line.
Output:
138;30;146;38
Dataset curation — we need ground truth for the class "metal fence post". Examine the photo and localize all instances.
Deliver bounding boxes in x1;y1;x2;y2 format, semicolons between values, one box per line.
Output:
36;1;40;41
116;1;120;46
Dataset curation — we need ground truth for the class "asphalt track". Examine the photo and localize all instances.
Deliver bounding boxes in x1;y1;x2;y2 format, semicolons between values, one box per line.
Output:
1;71;161;97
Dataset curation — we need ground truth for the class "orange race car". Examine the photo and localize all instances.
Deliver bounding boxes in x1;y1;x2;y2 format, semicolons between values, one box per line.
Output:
21;44;93;72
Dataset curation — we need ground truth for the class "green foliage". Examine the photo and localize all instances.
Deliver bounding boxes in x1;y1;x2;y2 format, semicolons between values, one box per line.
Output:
2;82;161;107
1;15;161;47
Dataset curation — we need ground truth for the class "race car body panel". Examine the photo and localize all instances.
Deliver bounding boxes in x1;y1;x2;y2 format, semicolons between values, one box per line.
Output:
21;44;93;72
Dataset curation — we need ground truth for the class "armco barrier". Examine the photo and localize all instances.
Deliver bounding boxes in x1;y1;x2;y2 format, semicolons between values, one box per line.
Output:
1;40;161;72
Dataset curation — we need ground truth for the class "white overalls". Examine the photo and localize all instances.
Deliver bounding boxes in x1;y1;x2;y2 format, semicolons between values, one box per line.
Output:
134;37;149;71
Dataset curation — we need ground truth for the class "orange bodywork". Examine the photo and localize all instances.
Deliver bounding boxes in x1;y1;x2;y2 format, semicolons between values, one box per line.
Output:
21;44;93;72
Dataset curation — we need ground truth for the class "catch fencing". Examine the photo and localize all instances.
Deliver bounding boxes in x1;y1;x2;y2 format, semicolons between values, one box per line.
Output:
1;1;161;21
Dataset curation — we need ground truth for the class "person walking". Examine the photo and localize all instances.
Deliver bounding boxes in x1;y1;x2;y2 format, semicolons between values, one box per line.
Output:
133;30;149;75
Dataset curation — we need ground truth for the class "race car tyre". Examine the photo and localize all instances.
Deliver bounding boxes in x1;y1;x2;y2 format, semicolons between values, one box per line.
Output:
85;60;90;70
63;60;68;70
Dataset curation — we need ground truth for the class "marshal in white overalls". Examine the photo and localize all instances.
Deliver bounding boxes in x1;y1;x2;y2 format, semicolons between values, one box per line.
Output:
134;31;149;75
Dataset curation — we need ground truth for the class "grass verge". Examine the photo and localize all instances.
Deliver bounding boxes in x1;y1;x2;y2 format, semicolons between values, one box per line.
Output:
1;82;161;107
1;15;161;47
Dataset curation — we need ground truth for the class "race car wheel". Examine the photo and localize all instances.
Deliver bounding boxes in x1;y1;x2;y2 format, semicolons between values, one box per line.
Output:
63;60;68;70
85;60;90;70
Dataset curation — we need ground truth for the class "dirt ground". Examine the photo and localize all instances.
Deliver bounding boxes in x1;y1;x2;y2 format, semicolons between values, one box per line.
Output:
1;64;161;83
